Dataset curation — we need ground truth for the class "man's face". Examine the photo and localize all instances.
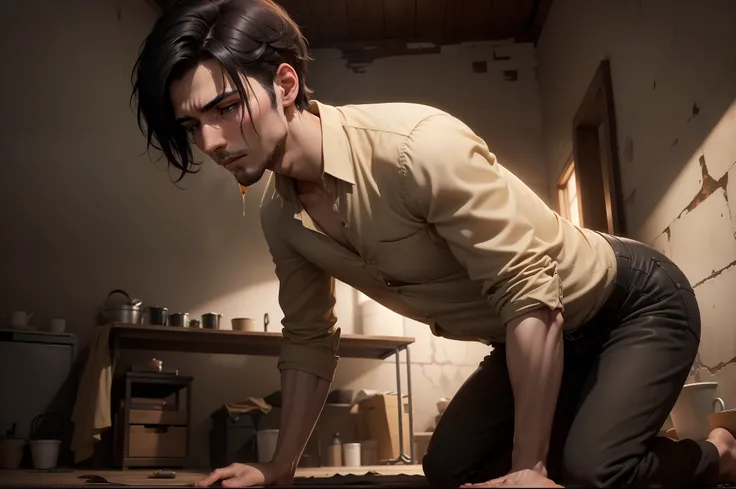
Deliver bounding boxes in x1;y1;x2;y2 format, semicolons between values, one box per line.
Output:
169;59;287;187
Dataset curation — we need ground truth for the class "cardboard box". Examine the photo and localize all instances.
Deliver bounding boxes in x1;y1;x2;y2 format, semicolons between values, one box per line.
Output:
357;394;411;461
413;432;432;463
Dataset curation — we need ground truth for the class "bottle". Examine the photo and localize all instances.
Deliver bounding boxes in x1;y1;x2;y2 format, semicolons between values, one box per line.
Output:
327;432;342;467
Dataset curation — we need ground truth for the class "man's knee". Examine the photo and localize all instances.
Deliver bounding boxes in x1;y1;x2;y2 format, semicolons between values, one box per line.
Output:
422;443;458;487
422;442;478;487
423;439;510;487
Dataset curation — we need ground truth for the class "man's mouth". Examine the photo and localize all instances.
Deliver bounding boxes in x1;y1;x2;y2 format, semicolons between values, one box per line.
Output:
221;154;246;169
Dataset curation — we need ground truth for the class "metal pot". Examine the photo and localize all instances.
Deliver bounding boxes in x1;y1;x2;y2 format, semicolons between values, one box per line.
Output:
202;313;222;329
102;289;143;324
168;312;189;327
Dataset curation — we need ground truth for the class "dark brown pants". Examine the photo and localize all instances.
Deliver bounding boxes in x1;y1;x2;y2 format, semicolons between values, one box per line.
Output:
423;234;720;487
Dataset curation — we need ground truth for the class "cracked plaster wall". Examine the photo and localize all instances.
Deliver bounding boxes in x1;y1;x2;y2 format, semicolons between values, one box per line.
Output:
537;0;736;405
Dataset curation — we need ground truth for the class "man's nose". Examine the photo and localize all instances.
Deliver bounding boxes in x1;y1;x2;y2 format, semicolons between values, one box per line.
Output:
200;124;227;155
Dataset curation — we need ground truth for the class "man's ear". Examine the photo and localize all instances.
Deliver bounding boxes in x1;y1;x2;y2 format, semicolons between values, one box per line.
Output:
275;63;299;108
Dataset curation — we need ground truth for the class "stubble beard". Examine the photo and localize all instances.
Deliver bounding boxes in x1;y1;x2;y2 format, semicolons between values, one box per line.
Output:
235;137;286;187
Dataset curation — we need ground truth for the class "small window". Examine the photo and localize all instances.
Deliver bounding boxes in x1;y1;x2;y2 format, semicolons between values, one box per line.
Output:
558;159;581;226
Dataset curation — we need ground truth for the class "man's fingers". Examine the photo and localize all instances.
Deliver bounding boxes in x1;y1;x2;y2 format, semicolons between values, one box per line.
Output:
221;471;259;488
221;478;245;488
193;473;217;488
194;467;236;487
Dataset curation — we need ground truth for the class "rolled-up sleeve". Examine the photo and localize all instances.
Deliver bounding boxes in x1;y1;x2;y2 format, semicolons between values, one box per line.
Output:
261;212;341;382
400;113;563;326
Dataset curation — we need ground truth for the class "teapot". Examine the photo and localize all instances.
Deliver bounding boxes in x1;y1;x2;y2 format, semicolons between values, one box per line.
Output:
101;290;144;324
8;310;33;329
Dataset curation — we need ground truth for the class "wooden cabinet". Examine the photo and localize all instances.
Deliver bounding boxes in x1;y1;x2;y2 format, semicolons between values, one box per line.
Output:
113;372;192;468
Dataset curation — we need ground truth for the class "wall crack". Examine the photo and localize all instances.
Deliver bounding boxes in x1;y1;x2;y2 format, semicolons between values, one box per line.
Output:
691;353;736;376
658;155;728;240
678;155;728;219
692;258;736;288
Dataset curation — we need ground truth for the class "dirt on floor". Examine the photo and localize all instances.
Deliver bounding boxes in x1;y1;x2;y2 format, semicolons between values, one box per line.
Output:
0;466;427;488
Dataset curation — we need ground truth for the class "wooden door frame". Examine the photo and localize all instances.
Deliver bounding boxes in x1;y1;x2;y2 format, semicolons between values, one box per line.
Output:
556;156;582;224
571;59;626;235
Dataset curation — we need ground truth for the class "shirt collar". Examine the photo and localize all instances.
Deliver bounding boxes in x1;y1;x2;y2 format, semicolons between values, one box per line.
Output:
274;100;355;204
309;100;356;186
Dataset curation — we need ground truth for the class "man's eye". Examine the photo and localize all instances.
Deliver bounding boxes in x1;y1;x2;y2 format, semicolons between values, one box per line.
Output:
184;124;199;135
220;102;239;114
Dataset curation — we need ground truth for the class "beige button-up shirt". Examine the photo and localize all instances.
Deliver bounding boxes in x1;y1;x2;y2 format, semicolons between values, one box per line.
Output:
260;101;617;381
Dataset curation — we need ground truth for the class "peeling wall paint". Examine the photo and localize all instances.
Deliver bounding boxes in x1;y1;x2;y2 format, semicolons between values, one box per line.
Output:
679;155;728;219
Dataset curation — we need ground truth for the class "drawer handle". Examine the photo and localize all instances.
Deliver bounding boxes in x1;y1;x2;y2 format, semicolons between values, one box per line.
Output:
143;425;170;433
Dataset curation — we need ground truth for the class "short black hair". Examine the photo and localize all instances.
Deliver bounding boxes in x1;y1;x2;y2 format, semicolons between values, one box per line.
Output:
131;0;312;181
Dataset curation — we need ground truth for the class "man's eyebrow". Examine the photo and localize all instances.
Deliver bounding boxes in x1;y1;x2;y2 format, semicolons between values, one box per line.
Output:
175;89;240;124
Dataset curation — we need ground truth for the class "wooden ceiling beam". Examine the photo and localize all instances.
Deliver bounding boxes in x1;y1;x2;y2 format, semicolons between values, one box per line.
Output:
145;0;555;47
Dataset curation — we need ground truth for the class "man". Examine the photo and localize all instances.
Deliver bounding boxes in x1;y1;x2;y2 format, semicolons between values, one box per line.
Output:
131;0;736;487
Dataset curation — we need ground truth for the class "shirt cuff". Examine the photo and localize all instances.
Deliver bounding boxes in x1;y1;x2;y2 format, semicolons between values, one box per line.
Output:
497;270;564;326
278;342;340;382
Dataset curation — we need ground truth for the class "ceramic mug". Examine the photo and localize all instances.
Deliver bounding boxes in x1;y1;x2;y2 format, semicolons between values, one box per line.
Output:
48;318;66;333
670;381;725;440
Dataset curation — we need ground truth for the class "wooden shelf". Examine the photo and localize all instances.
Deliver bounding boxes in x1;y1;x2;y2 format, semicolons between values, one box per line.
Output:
108;323;414;360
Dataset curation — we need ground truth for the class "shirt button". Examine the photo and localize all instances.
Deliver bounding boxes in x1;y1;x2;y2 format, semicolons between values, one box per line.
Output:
385;281;392;286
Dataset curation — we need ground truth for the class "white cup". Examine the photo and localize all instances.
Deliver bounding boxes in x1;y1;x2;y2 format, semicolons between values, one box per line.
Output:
256;429;279;463
343;442;361;466
231;318;256;332
670;382;725;441
49;318;66;333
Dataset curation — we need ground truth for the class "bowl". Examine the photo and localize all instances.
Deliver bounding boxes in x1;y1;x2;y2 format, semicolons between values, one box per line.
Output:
708;408;736;434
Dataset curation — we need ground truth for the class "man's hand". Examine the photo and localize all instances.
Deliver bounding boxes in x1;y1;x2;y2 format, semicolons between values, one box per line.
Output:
460;466;563;488
193;462;292;488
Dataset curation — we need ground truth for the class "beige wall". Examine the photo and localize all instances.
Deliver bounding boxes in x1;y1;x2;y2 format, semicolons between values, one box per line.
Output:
537;0;736;405
0;0;549;468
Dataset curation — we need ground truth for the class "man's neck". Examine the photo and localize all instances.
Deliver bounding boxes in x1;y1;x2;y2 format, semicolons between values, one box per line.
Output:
274;108;323;184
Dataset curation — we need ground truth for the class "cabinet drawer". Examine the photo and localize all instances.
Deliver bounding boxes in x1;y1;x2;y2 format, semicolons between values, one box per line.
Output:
128;425;187;458
129;409;187;425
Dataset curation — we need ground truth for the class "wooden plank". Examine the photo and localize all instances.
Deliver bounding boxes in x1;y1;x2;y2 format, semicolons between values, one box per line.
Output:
415;0;447;42
489;0;533;39
109;323;414;360
443;0;466;42
345;0;385;42
464;0;495;40
383;0;416;40
305;0;350;47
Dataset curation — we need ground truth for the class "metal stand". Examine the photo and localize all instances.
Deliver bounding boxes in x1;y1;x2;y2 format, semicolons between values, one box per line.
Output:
380;345;415;465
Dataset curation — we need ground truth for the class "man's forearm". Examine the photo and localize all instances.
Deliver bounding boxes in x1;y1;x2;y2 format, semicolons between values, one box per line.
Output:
505;308;564;472
271;369;332;475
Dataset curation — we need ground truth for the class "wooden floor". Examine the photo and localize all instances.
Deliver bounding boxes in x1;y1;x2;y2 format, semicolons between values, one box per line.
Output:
0;465;424;487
